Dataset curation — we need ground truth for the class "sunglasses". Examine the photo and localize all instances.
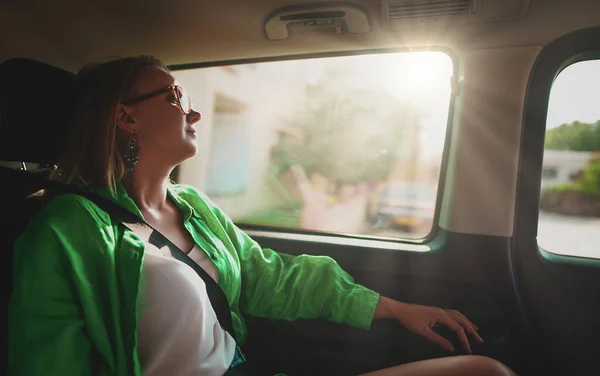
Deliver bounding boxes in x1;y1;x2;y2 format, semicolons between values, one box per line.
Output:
121;84;193;114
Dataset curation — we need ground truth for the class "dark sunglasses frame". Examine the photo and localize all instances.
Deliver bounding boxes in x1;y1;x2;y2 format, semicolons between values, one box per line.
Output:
121;84;193;114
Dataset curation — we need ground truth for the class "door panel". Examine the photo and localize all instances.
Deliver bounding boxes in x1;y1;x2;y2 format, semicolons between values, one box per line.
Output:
243;229;541;375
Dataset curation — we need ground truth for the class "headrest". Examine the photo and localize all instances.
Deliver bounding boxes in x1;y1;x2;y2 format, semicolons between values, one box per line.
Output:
0;58;76;165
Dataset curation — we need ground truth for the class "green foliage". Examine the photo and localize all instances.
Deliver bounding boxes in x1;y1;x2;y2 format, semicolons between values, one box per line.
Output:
544;161;600;197
545;120;600;151
580;160;600;195
271;63;422;185
543;183;584;194
237;204;302;228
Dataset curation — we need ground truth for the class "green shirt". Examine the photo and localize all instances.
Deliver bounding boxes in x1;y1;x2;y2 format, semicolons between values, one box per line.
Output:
9;183;380;376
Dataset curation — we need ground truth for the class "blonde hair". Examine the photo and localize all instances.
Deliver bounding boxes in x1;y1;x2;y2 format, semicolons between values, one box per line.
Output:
50;55;167;194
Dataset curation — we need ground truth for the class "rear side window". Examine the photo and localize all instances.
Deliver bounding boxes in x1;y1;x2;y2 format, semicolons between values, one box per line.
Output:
538;59;600;259
172;51;453;241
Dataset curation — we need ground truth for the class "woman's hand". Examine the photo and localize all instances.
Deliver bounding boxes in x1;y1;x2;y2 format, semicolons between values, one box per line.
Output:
374;296;484;354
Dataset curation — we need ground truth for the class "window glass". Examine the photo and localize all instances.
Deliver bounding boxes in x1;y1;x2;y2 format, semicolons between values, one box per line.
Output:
539;60;600;259
173;51;453;240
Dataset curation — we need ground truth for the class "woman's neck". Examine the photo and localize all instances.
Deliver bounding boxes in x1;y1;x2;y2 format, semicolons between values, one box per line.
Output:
126;158;174;212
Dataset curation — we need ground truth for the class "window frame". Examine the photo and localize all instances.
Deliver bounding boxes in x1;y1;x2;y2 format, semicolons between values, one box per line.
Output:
515;26;600;267
169;47;458;247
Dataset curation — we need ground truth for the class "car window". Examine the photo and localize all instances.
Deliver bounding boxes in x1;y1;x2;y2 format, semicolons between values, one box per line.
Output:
538;59;600;259
172;51;453;241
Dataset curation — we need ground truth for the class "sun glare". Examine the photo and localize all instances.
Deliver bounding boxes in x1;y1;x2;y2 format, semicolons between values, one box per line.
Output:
384;52;453;101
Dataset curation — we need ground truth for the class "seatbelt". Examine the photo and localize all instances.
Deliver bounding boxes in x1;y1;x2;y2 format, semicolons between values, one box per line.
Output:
69;186;251;373
3;167;245;365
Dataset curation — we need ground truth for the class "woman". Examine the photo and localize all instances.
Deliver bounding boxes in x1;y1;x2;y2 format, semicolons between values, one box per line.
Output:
8;56;516;376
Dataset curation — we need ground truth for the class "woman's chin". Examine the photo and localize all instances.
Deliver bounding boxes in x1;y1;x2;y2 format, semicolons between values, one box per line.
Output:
182;141;199;159
166;142;198;167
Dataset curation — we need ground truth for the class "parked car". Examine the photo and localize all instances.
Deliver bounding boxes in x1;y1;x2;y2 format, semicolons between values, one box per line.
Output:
377;181;436;233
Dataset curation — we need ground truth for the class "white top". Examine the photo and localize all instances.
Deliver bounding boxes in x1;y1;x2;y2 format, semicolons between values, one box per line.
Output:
137;243;236;376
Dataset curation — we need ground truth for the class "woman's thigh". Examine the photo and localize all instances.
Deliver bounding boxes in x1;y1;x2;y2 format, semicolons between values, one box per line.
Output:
359;355;516;376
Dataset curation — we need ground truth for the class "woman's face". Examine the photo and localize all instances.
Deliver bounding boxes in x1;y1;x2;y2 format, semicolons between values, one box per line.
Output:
122;66;201;167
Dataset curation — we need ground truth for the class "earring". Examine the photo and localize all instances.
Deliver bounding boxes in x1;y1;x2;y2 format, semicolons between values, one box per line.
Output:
125;131;140;182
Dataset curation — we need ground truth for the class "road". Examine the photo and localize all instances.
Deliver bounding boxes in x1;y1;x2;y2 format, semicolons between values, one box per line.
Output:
537;211;600;259
366;212;600;259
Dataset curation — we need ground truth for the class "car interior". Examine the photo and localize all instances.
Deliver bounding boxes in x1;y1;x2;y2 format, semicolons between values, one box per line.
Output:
2;1;600;375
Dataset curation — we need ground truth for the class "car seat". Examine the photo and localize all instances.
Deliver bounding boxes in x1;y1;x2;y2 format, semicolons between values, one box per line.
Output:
0;58;76;345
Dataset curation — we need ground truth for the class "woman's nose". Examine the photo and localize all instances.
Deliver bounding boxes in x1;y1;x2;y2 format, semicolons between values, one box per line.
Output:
187;109;201;124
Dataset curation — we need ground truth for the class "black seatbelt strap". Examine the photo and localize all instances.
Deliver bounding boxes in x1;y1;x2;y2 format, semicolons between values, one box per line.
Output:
144;229;236;335
80;191;237;338
71;188;255;374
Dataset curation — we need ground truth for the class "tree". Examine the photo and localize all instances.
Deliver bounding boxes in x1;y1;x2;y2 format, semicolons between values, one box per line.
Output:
270;62;422;189
545;120;600;151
